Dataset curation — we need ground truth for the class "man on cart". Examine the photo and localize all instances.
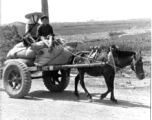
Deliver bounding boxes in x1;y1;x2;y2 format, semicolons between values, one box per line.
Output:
24;12;43;47
36;15;55;51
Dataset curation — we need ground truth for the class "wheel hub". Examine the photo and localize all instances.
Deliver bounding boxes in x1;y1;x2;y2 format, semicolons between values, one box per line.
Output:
8;70;22;90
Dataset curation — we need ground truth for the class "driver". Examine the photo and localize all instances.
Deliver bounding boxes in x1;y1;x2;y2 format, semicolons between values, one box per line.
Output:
25;12;43;40
23;12;43;47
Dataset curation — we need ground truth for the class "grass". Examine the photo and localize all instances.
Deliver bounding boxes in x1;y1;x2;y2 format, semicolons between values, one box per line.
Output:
63;31;151;52
52;19;150;35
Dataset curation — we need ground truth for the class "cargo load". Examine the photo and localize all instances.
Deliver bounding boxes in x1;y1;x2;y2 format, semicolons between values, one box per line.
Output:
6;39;73;66
7;42;36;59
34;45;72;66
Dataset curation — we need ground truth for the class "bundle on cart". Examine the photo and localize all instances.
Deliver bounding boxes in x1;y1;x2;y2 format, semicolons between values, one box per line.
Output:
6;37;74;67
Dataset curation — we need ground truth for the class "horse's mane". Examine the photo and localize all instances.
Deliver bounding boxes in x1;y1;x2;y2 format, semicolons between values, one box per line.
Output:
115;50;135;58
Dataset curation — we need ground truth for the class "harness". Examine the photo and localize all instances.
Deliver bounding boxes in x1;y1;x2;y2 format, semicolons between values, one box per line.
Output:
47;39;137;78
109;47;117;73
84;45;137;77
108;49;137;78
131;55;136;73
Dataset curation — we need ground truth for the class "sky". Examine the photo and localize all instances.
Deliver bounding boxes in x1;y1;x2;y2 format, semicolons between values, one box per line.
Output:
0;0;151;24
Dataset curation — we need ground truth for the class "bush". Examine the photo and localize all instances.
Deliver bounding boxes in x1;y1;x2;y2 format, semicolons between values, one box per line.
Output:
109;31;126;37
0;25;21;67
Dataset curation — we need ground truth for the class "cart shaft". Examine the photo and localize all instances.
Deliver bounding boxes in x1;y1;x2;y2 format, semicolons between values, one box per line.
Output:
28;62;106;71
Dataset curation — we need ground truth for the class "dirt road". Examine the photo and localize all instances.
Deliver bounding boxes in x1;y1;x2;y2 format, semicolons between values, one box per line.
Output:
0;75;150;120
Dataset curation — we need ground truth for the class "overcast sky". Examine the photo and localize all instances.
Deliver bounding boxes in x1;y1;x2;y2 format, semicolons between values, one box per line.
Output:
1;0;151;24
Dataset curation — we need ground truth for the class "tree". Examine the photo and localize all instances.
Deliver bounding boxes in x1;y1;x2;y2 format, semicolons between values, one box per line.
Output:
0;0;1;25
41;0;49;22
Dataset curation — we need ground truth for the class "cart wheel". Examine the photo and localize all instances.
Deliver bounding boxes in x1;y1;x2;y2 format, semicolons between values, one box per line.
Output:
0;68;3;79
3;60;31;98
42;70;70;92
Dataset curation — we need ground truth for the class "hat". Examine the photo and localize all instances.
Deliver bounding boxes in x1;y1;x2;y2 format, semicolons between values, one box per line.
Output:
41;15;49;21
25;12;43;19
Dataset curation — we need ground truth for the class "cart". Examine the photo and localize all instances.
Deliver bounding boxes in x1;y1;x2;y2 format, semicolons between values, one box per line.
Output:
2;40;105;98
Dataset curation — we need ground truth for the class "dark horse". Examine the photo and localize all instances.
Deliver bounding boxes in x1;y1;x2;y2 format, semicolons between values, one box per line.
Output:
73;46;145;102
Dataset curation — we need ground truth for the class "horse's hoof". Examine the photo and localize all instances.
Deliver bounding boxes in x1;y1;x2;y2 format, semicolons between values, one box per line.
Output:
100;94;106;100
87;95;93;102
74;92;79;98
111;98;118;103
87;94;92;99
88;98;94;102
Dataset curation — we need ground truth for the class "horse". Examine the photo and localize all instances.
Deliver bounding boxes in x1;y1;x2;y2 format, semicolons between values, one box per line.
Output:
73;46;145;102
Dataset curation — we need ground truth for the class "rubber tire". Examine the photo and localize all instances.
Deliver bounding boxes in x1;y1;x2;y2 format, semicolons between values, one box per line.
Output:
42;70;70;92
0;68;3;80
3;60;31;98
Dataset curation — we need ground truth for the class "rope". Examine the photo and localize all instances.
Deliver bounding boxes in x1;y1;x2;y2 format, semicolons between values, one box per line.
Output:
54;38;81;57
47;46;64;64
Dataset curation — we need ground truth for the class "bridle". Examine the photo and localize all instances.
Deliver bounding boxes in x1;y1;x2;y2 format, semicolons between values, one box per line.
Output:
130;55;137;73
130;54;143;74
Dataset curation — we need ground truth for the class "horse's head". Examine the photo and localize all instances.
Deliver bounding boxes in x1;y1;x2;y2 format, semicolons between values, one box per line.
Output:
130;51;145;80
109;46;145;80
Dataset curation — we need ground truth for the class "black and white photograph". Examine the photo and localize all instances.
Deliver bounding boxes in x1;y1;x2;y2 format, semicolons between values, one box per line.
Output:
0;0;151;120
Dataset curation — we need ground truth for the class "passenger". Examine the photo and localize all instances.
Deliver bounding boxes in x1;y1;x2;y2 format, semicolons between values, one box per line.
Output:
37;15;55;51
24;12;43;47
37;15;54;39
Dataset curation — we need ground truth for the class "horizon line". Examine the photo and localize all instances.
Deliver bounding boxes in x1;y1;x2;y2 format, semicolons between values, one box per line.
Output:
1;17;151;26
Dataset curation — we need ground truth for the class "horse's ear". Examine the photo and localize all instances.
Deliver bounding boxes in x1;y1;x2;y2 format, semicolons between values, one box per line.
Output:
139;51;142;56
137;51;141;55
137;51;143;59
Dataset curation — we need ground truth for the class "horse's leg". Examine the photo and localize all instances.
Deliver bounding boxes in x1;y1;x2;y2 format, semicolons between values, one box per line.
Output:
101;73;117;102
100;76;111;100
79;69;92;99
74;74;80;97
109;74;117;102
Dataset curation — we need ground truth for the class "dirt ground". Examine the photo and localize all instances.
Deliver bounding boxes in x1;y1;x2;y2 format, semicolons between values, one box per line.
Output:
0;74;150;120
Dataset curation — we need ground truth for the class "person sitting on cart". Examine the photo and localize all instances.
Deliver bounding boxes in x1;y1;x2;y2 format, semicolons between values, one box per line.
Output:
24;12;43;47
37;15;54;38
37;15;55;51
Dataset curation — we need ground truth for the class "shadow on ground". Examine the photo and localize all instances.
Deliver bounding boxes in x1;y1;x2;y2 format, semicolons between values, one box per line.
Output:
27;90;150;109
